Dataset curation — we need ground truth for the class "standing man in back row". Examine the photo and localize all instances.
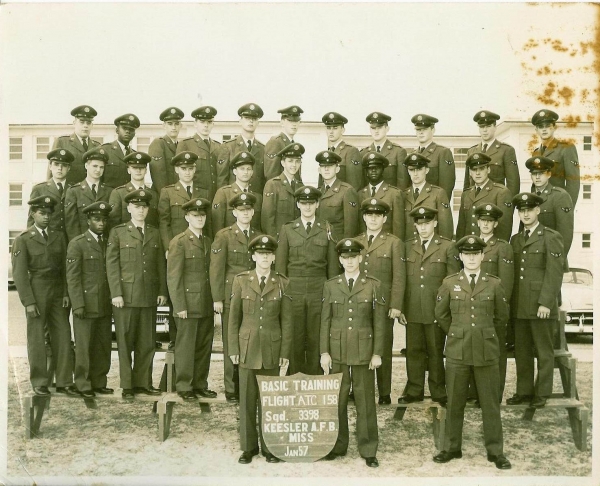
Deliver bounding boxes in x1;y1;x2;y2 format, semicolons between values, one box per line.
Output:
264;105;303;181
102;114;141;189
148;107;184;194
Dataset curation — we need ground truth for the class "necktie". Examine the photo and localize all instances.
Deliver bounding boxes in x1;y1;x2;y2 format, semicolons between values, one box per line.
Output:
57;182;64;199
82;138;88;151
98;234;102;244
476;186;481;195
203;139;209;147
243;229;249;240
290;139;294;144
470;274;476;290
260;276;266;291
419;147;425;154
524;229;530;240
368;234;374;247
422;239;428;253
371;186;376;197
91;184;97;199
41;229;48;241
482;143;488;153
98;234;104;253
540;145;546;154
247;140;252;151
243;188;248;193
306;221;312;234
536;190;542;196
291;179;296;192
348;278;354;291
414;187;420;200
329;146;335;152
137;226;144;238
174;140;178;148
325;185;330;192
125;146;131;156
186;186;192;198
376;145;381;153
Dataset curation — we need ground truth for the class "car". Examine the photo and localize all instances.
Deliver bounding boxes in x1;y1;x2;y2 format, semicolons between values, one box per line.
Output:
111;305;171;343
561;267;593;335
8;257;15;289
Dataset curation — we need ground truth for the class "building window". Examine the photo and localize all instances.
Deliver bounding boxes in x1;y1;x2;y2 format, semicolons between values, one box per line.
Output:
582;184;592;200
452;190;462;212
9;184;23;206
582;233;591;249
36;137;51;159
91;136;104;145
583;136;592;151
9;230;21;251
136;137;151;153
9;138;23;160
453;148;469;169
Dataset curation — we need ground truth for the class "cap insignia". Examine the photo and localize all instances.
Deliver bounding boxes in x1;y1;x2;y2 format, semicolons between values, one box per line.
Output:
535;158;540;163
323;152;329;158
523;194;528;200
205;108;210;113
369;153;375;160
345;240;352;246
170;108;176;114
373;113;378;119
241;193;247;200
196;200;202;206
418;208;425;214
136;154;142;159
417;115;423;121
468;237;475;244
292;107;298;112
411;155;417;161
480;111;486;117
304;188;310;194
540;111;545;117
370;198;377;204
45;197;50;203
185;153;190;159
128;115;134;121
100;149;105;154
328;113;334;119
100;203;106;209
84;107;90;113
485;205;492;210
249;104;255;110
60;150;66;155
241;152;247;158
140;191;145;196
294;144;299;150
473;154;479;160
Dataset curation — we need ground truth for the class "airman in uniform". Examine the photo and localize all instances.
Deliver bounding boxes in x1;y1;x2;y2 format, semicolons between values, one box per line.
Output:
229;235;293;465
456;153;513;242
358;151;405;240
66;201;113;397
109;152;159;228
148;107;184;194
408;114;455;201
167;198;217;400
360;112;409;189
51;105;100;186
275;186;338;375
321;112;364;191
101;114;140;189
356;199;406;404
402;153;453;240
531;109;580;205
29;148;74;235
506;193;564;409
320;238;385;468
211;151;262;234
210;193;262;402
264;105;303;181
464;111;520;196
12;196;76;396
399;207;460;405
217;103;265;194
433;236;511;470
106;189;168;398
64;147;113;242
176;106;220;200
261;143;304;238
316;150;360;242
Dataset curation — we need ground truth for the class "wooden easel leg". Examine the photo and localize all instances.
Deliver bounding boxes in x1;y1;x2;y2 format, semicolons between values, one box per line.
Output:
393;406;407;421
83;398;98;409
24;396;33;439
430;407;441;450
158;400;175;442
28;396;50;437
567;406;588;451
522;407;536;421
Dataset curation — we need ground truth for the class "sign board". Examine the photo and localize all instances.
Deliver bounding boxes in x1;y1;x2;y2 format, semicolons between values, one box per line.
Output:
258;372;342;463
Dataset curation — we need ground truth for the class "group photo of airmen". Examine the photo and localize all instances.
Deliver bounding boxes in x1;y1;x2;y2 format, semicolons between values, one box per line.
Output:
12;102;580;470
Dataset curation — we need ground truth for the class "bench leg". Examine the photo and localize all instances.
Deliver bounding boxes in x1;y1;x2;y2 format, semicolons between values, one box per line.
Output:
83;398;98;410
567;406;588;452
522;407;536;421
25;396;50;439
430;407;446;451
158;400;175;442
199;402;212;414
393;406;407;421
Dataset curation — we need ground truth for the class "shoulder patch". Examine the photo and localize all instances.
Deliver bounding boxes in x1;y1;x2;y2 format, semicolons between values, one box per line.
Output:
446;159;454;165
349;201;357;207
441;202;449;208
351;159;360;165
550;252;562;258
561;207;571;212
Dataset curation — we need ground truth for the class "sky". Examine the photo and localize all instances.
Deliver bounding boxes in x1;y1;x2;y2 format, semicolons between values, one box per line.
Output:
0;2;597;135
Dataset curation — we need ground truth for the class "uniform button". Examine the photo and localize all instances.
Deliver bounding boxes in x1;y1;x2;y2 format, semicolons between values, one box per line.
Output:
348;326;352;330
348;300;352;304
420;284;424;288
472;323;475;327
144;270;146;272
523;250;526;254
521;268;524;271
420;267;424;271
349;309;353;313
471;315;475;318
259;326;262;329
260;298;264;302
365;262;369;266
520;276;524;279
521;260;525;263
420;276;424;279
348;317;353;321
259;317;263;320
259;307;263;310
471;306;475;310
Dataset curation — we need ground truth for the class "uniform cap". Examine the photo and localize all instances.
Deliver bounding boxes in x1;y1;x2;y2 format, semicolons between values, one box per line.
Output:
321;112;348;126
71;105;97;120
28;195;58;210
409;206;438;222
277;143;305;159
249;234;278;253
473;110;500;126
366;111;391;125
361;198;390;214
238;103;264;119
231;192;257;209
531;109;559;126
171;151;199;166
47;148;74;164
411;114;438;127
361;151;389;168
525;156;555;172
159;107;184;122
403;152;430;168
294;185;322;201
83;147;109;163
315;150;342;165
83;201;111;216
231;151;256;168
124;151;151;166
513;192;543;209
182;197;211;213
124;188;152;206
336;238;364;254
465;152;492;169
114;113;141;129
456;235;487;252
278;105;303;121
191;106;217;120
474;203;503;221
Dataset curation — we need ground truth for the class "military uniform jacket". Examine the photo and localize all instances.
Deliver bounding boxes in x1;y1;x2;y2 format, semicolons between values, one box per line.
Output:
176;135;221;200
12;226;68;306
228;270;293;370
275;218;339;279
404;236;460;324
209;224;262;305
481;236;514;298
402;183;453;240
261;174;302;238
216;135;265;194
108;183;159;229
332;141;364;191
101;142;134;189
317;178;359;242
158;181;209;250
464;141;520;196
358;182;405;240
148;136;178;194
532;138;580;205
435;271;508;367
211;184;262;235
66;230;111;317
361;141;409;190
410;143;455;200
28;179;68;234
320;273;386;365
456;179;513;242
529;184;574;254
264;132;304;181
52;134;101;186
356;231;406;310
167;228;212;318
64;180;114;241
510;224;564;320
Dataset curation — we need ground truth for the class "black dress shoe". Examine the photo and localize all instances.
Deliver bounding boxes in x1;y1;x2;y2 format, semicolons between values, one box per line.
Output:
33;386;51;396
506;394;533;405
365;457;379;468
321;451;346;461
378;395;391;405
466;397;480;407
238;448;259;464
133;387;162;396
505;343;515;352
93;387;114;395
122;389;135;399
80;389;96;398
433;450;462;463
432;397;447;407
168;341;176;350
265;453;281;463
348;391;354;401
487;453;512;469
399;348;407;357
398;395;423;404
194;388;217;398
530;396;547;408
155;341;163;349
178;391;197;401
56;386;81;397
225;392;239;403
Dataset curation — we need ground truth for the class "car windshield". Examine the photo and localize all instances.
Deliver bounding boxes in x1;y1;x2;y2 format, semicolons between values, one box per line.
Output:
563;269;593;286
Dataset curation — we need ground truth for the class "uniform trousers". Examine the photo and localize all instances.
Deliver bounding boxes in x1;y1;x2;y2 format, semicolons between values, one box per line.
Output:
287;276;326;376
331;363;378;458
514;318;555;397
221;305;238;394
27;279;73;387
375;317;394;396
445;360;503;455
174;316;214;391
467;322;507;400
113;306;156;389
239;366;279;452
404;321;446;400
73;315;112;391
